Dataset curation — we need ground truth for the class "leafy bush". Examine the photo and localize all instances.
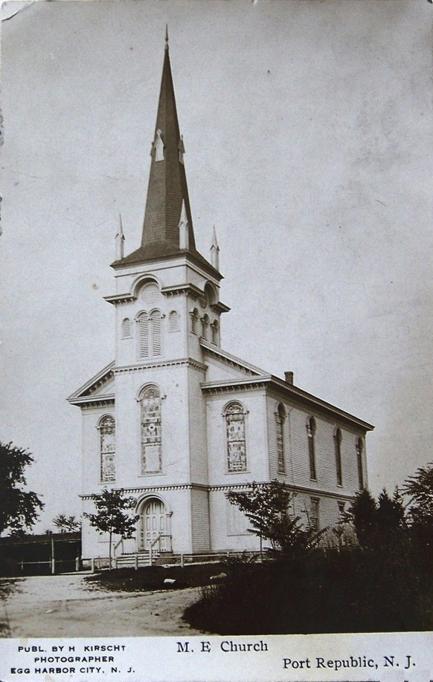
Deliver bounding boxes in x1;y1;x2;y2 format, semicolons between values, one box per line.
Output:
184;546;433;634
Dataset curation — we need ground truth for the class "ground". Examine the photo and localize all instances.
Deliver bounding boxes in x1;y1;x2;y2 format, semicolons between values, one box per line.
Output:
0;573;205;637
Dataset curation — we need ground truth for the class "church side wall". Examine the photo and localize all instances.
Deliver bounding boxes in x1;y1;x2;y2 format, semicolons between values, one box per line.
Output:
114;365;191;489
205;389;269;486
208;489;260;552
288;406;364;496
190;488;210;552
188;367;209;483
81;406;115;494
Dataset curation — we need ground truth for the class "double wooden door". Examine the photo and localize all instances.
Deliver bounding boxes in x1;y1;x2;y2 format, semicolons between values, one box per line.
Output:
139;499;166;551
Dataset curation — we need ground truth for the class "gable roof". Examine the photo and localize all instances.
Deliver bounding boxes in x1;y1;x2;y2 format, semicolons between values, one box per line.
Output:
200;342;373;432
67;361;115;406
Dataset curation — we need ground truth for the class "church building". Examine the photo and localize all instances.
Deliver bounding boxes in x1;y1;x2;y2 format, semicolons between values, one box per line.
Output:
68;35;373;562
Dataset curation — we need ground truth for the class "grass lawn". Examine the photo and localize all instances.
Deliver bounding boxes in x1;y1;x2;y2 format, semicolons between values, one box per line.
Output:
85;563;227;593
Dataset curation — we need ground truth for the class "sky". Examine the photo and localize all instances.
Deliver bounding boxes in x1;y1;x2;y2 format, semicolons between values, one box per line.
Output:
0;0;432;531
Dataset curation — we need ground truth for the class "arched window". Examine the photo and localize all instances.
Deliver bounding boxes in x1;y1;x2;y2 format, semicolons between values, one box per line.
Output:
168;310;179;332
356;437;364;490
309;497;320;531
204;281;217;305
224;401;247;472
334;428;343;486
276;403;286;474
99;415;115;483
121;318;131;339
139;281;160;305
140;385;162;474
201;314;210;340
306;416;317;481
136;310;162;359
211;320;219;345
150;309;162;356
190;308;199;335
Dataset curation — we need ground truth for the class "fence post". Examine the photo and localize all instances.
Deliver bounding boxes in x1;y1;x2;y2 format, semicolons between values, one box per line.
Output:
91;558;95;574
20;561;24;572
75;556;80;572
135;554;138;571
180;553;184;568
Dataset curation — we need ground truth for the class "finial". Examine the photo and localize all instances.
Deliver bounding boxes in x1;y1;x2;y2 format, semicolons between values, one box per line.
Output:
178;200;189;250
165;25;169;51
210;226;220;270
115;213;125;260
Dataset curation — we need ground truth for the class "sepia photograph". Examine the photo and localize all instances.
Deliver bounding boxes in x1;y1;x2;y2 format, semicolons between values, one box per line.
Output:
0;0;432;657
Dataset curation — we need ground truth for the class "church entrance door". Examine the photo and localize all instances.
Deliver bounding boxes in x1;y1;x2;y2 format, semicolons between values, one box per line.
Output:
138;498;167;552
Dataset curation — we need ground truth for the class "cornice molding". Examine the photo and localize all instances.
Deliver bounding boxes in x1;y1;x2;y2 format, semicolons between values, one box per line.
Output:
114;357;207;375
67;361;115;403
200;342;264;377
104;293;137;306
81;482;356;502
78;396;115;409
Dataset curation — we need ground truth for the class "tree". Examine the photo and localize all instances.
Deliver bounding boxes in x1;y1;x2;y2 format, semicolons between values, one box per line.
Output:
53;514;81;533
346;487;406;549
84;489;138;568
403;463;433;544
346;489;377;548
226;480;324;555
0;441;44;536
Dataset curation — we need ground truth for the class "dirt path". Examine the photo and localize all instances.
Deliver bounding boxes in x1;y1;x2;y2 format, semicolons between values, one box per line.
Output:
0;573;205;637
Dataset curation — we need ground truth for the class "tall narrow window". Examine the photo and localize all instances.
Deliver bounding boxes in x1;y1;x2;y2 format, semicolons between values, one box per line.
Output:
201;314;209;340
140;385;162;474
121;318;131;339
150;309;162;356
211;320;219;345
276;403;286;474
136;310;162;359
306;416;317;480
334;427;343;486
190;308;199;334
337;500;346;517
309;497;320;530
356;437;364;490
224;402;247;472
137;312;149;358
168;310;179;332
99;415;115;483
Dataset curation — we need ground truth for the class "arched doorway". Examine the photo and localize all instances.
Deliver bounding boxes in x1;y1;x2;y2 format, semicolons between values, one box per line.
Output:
138;497;170;552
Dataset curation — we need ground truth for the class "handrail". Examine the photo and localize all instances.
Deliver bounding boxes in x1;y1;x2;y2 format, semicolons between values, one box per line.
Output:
113;538;124;558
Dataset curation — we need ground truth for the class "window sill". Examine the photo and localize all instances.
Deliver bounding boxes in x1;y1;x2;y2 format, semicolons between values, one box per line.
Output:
224;470;250;475
137;472;166;477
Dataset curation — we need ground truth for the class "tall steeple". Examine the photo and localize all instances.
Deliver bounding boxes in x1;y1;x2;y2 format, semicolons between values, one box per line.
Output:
113;30;218;276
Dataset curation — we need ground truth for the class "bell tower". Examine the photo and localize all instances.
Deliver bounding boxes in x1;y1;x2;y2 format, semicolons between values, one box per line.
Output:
101;31;229;553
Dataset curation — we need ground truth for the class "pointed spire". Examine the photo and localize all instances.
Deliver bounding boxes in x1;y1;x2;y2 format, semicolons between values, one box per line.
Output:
112;32;222;278
115;214;125;260
210;225;220;270
138;31;195;259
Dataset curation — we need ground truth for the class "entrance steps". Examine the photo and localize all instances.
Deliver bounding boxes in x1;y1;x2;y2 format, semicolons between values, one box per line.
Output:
114;552;160;569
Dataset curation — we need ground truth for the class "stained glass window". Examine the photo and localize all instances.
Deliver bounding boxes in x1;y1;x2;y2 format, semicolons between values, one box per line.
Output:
140;385;162;474
99;415;115;482
225;402;247;472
